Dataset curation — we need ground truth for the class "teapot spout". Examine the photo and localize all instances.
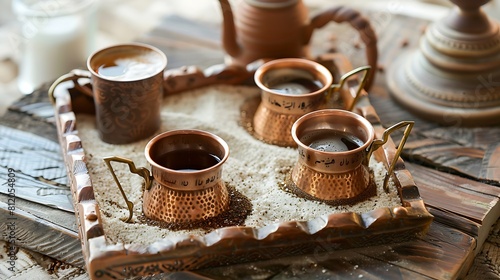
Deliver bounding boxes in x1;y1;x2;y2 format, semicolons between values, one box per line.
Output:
218;0;242;59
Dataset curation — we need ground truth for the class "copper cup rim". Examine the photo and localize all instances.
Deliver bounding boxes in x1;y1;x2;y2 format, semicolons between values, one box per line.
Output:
144;129;230;175
291;109;375;157
87;42;167;83
254;58;333;98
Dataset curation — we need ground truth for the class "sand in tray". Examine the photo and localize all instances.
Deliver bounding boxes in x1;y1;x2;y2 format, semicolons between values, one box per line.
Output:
76;85;401;245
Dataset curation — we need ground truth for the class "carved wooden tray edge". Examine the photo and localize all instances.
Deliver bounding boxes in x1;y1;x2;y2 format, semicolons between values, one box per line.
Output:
52;53;433;280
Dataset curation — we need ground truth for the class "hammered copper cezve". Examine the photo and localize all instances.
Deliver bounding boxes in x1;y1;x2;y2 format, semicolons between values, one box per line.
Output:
104;130;230;224
291;109;414;203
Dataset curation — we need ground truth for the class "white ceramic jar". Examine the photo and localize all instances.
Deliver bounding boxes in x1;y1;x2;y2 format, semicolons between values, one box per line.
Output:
12;0;97;94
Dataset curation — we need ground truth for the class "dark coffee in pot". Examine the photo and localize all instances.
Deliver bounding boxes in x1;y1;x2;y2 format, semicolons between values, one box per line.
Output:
155;149;221;171
268;77;324;95
300;129;364;152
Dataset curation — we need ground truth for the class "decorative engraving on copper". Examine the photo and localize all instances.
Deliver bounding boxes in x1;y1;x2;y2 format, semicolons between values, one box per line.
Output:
251;58;371;147
104;129;230;224
288;109;413;203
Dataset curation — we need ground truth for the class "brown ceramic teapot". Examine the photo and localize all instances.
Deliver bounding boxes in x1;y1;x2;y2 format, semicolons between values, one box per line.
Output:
218;0;378;88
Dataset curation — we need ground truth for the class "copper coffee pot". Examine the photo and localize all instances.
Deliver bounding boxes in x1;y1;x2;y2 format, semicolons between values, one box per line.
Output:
218;0;378;89
290;109;414;204
104;130;230;224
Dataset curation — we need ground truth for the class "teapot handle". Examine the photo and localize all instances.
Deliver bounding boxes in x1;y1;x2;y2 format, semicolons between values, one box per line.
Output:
310;6;378;90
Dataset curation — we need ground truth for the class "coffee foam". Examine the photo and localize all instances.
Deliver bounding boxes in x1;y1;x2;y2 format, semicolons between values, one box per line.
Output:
96;51;164;81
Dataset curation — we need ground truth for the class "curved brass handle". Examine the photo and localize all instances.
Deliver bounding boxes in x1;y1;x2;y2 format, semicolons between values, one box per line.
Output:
103;156;153;223
365;121;414;192
311;6;378;90
48;69;92;105
328;65;371;111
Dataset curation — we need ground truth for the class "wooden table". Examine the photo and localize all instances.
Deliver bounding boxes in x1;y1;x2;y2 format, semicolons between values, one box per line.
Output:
1;10;499;280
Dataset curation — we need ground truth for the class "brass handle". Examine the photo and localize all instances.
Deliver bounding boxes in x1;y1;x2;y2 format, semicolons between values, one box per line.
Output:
365;121;414;192
103;156;153;223
328;65;371;111
48;69;92;105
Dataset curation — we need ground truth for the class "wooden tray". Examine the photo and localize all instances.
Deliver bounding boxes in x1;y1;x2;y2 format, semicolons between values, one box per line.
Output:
50;53;433;279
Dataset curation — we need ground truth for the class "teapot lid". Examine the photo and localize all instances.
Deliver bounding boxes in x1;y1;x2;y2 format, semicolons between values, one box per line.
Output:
244;0;299;9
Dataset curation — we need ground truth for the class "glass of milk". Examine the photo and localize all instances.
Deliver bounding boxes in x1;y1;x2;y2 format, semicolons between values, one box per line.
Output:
12;0;97;94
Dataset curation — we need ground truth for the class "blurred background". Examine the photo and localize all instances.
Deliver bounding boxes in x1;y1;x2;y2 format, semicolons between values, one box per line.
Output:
1;0;500;115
